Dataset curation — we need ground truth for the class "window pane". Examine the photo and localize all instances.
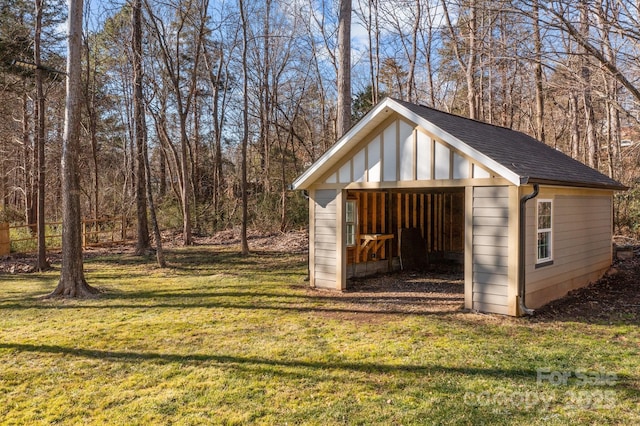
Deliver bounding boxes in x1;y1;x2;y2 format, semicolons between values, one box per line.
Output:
346;224;355;246
538;202;551;229
537;231;551;260
346;200;357;246
346;201;355;223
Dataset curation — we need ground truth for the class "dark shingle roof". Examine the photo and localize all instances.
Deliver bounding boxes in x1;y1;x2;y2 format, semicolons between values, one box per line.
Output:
394;98;626;190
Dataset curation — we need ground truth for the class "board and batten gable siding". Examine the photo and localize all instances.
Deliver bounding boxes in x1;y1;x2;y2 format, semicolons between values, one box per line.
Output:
311;189;339;289
471;186;511;315
321;116;496;188
525;190;614;308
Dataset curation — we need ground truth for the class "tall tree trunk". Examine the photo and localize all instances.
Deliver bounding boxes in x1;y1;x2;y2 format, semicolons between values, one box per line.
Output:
49;0;99;298
442;0;478;119
192;94;201;232
159;144;167;198
466;0;478;120
203;42;226;230
132;0;150;254
178;113;192;245
141;105;165;268
579;2;597;169
366;0;378;105
533;0;545;143
34;0;49;271
82;36;100;244
336;0;351;137
569;92;580;159
239;0;250;255
260;0;272;193
406;0;420;102
21;91;35;229
595;0;620;178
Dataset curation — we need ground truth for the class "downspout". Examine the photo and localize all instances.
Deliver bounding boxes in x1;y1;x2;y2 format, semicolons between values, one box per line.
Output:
518;183;539;316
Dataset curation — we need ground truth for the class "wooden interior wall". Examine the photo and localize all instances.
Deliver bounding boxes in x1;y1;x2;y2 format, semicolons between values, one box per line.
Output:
391;191;465;256
348;192;387;264
347;190;464;264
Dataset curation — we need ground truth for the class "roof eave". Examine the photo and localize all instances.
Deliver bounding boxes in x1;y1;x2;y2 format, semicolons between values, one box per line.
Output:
522;177;628;191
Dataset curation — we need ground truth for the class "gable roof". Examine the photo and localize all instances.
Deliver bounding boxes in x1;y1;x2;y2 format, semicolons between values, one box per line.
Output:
291;97;626;191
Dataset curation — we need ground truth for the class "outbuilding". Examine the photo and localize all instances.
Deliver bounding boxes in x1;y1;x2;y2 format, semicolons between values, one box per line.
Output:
291;98;626;316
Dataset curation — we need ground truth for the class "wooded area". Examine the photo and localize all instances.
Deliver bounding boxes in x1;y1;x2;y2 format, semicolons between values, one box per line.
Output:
1;0;640;256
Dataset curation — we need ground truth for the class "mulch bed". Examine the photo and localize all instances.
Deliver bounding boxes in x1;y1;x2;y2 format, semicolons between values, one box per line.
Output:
532;253;640;323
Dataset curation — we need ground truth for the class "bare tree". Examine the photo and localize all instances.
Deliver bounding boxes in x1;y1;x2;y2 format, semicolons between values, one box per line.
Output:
355;0;381;105
48;0;99;298
336;0;352;137
33;0;48;271
378;0;422;102
441;0;479;119
239;0;250;255
578;1;598;169
132;0;150;254
144;0;208;246
532;0;545;142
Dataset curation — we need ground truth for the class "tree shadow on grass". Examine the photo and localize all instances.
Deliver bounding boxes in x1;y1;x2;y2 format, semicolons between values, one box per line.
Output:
3;342;637;424
0;341;530;379
1;341;638;397
0;296;464;317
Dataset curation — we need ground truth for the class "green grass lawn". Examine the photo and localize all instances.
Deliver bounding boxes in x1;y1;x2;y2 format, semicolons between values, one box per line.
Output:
1;246;638;425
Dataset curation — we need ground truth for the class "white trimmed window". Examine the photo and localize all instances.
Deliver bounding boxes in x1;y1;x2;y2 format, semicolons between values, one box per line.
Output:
346;200;357;247
537;200;552;264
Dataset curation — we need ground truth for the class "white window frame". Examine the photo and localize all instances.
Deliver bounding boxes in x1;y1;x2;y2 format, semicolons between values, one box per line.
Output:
536;199;553;264
345;200;357;247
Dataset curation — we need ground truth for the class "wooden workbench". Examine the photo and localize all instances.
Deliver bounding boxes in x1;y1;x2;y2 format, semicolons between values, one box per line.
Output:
356;233;394;263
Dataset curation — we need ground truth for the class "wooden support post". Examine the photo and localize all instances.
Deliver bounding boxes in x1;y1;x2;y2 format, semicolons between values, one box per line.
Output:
362;192;369;236
426;194;432;251
449;193;454;251
372;192;377;234
404;193;410;228
420;194;425;239
436;194;441;251
381;192;386;259
412;193;418;227
397;193;402;254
